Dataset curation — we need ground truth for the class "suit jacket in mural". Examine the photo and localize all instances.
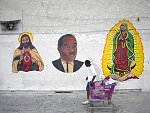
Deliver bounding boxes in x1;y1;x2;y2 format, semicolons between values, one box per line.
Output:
52;58;83;73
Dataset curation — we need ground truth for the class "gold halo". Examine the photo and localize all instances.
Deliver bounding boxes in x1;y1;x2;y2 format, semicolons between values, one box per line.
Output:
18;32;33;44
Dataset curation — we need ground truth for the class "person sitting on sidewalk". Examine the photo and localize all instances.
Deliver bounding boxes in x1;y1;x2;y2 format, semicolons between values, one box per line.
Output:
82;60;97;105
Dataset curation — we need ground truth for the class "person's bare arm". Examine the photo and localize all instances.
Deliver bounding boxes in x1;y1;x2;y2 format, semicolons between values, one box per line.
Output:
86;77;88;81
90;75;96;85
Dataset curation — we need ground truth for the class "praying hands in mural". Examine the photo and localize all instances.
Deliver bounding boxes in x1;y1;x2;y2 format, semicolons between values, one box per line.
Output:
12;32;44;73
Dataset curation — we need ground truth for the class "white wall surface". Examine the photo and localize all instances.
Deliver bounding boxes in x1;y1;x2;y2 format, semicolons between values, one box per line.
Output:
0;0;150;91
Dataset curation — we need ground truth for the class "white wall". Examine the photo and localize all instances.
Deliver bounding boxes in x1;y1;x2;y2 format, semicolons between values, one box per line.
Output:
0;0;150;91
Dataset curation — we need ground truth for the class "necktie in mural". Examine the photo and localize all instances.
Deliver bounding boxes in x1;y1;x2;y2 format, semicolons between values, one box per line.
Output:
66;62;69;73
102;20;144;81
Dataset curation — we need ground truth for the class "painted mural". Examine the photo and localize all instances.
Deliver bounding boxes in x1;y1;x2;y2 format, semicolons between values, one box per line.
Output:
12;32;44;73
52;34;83;73
102;20;144;81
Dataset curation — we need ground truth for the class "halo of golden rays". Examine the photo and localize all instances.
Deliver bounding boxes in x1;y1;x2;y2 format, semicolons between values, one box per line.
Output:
102;20;144;78
18;32;33;44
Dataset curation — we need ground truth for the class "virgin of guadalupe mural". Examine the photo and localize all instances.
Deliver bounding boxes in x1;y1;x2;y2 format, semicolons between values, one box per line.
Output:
102;20;144;81
52;34;83;73
12;32;44;73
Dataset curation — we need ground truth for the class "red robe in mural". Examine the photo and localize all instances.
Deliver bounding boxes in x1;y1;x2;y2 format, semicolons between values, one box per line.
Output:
114;33;131;72
20;52;38;72
12;49;44;73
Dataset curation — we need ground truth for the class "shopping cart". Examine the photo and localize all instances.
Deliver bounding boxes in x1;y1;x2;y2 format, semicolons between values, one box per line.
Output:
89;80;116;111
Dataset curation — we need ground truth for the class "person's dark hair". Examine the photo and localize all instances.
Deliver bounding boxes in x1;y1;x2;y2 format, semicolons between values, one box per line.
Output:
58;34;74;48
18;34;35;50
85;60;90;64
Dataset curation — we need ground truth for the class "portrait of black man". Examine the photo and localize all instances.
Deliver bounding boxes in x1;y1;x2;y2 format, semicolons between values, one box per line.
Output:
52;34;83;73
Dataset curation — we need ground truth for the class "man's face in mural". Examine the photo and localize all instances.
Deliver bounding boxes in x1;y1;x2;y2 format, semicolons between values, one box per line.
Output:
22;36;29;49
58;36;77;62
120;25;126;32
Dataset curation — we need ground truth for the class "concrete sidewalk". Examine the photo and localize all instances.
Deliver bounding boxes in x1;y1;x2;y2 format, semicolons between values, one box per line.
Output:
0;90;150;113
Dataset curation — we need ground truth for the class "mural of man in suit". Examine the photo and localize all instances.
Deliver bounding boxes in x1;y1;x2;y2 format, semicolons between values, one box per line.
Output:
52;34;83;73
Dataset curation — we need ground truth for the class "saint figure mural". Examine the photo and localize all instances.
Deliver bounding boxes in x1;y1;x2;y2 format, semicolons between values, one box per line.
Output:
102;20;144;81
12;32;44;73
110;23;135;74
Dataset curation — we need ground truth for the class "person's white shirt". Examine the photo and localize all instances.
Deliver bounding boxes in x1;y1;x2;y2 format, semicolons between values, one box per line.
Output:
87;65;97;82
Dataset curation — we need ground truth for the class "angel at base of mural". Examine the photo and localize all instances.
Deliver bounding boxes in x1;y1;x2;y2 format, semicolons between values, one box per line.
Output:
102;20;144;81
12;32;44;73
